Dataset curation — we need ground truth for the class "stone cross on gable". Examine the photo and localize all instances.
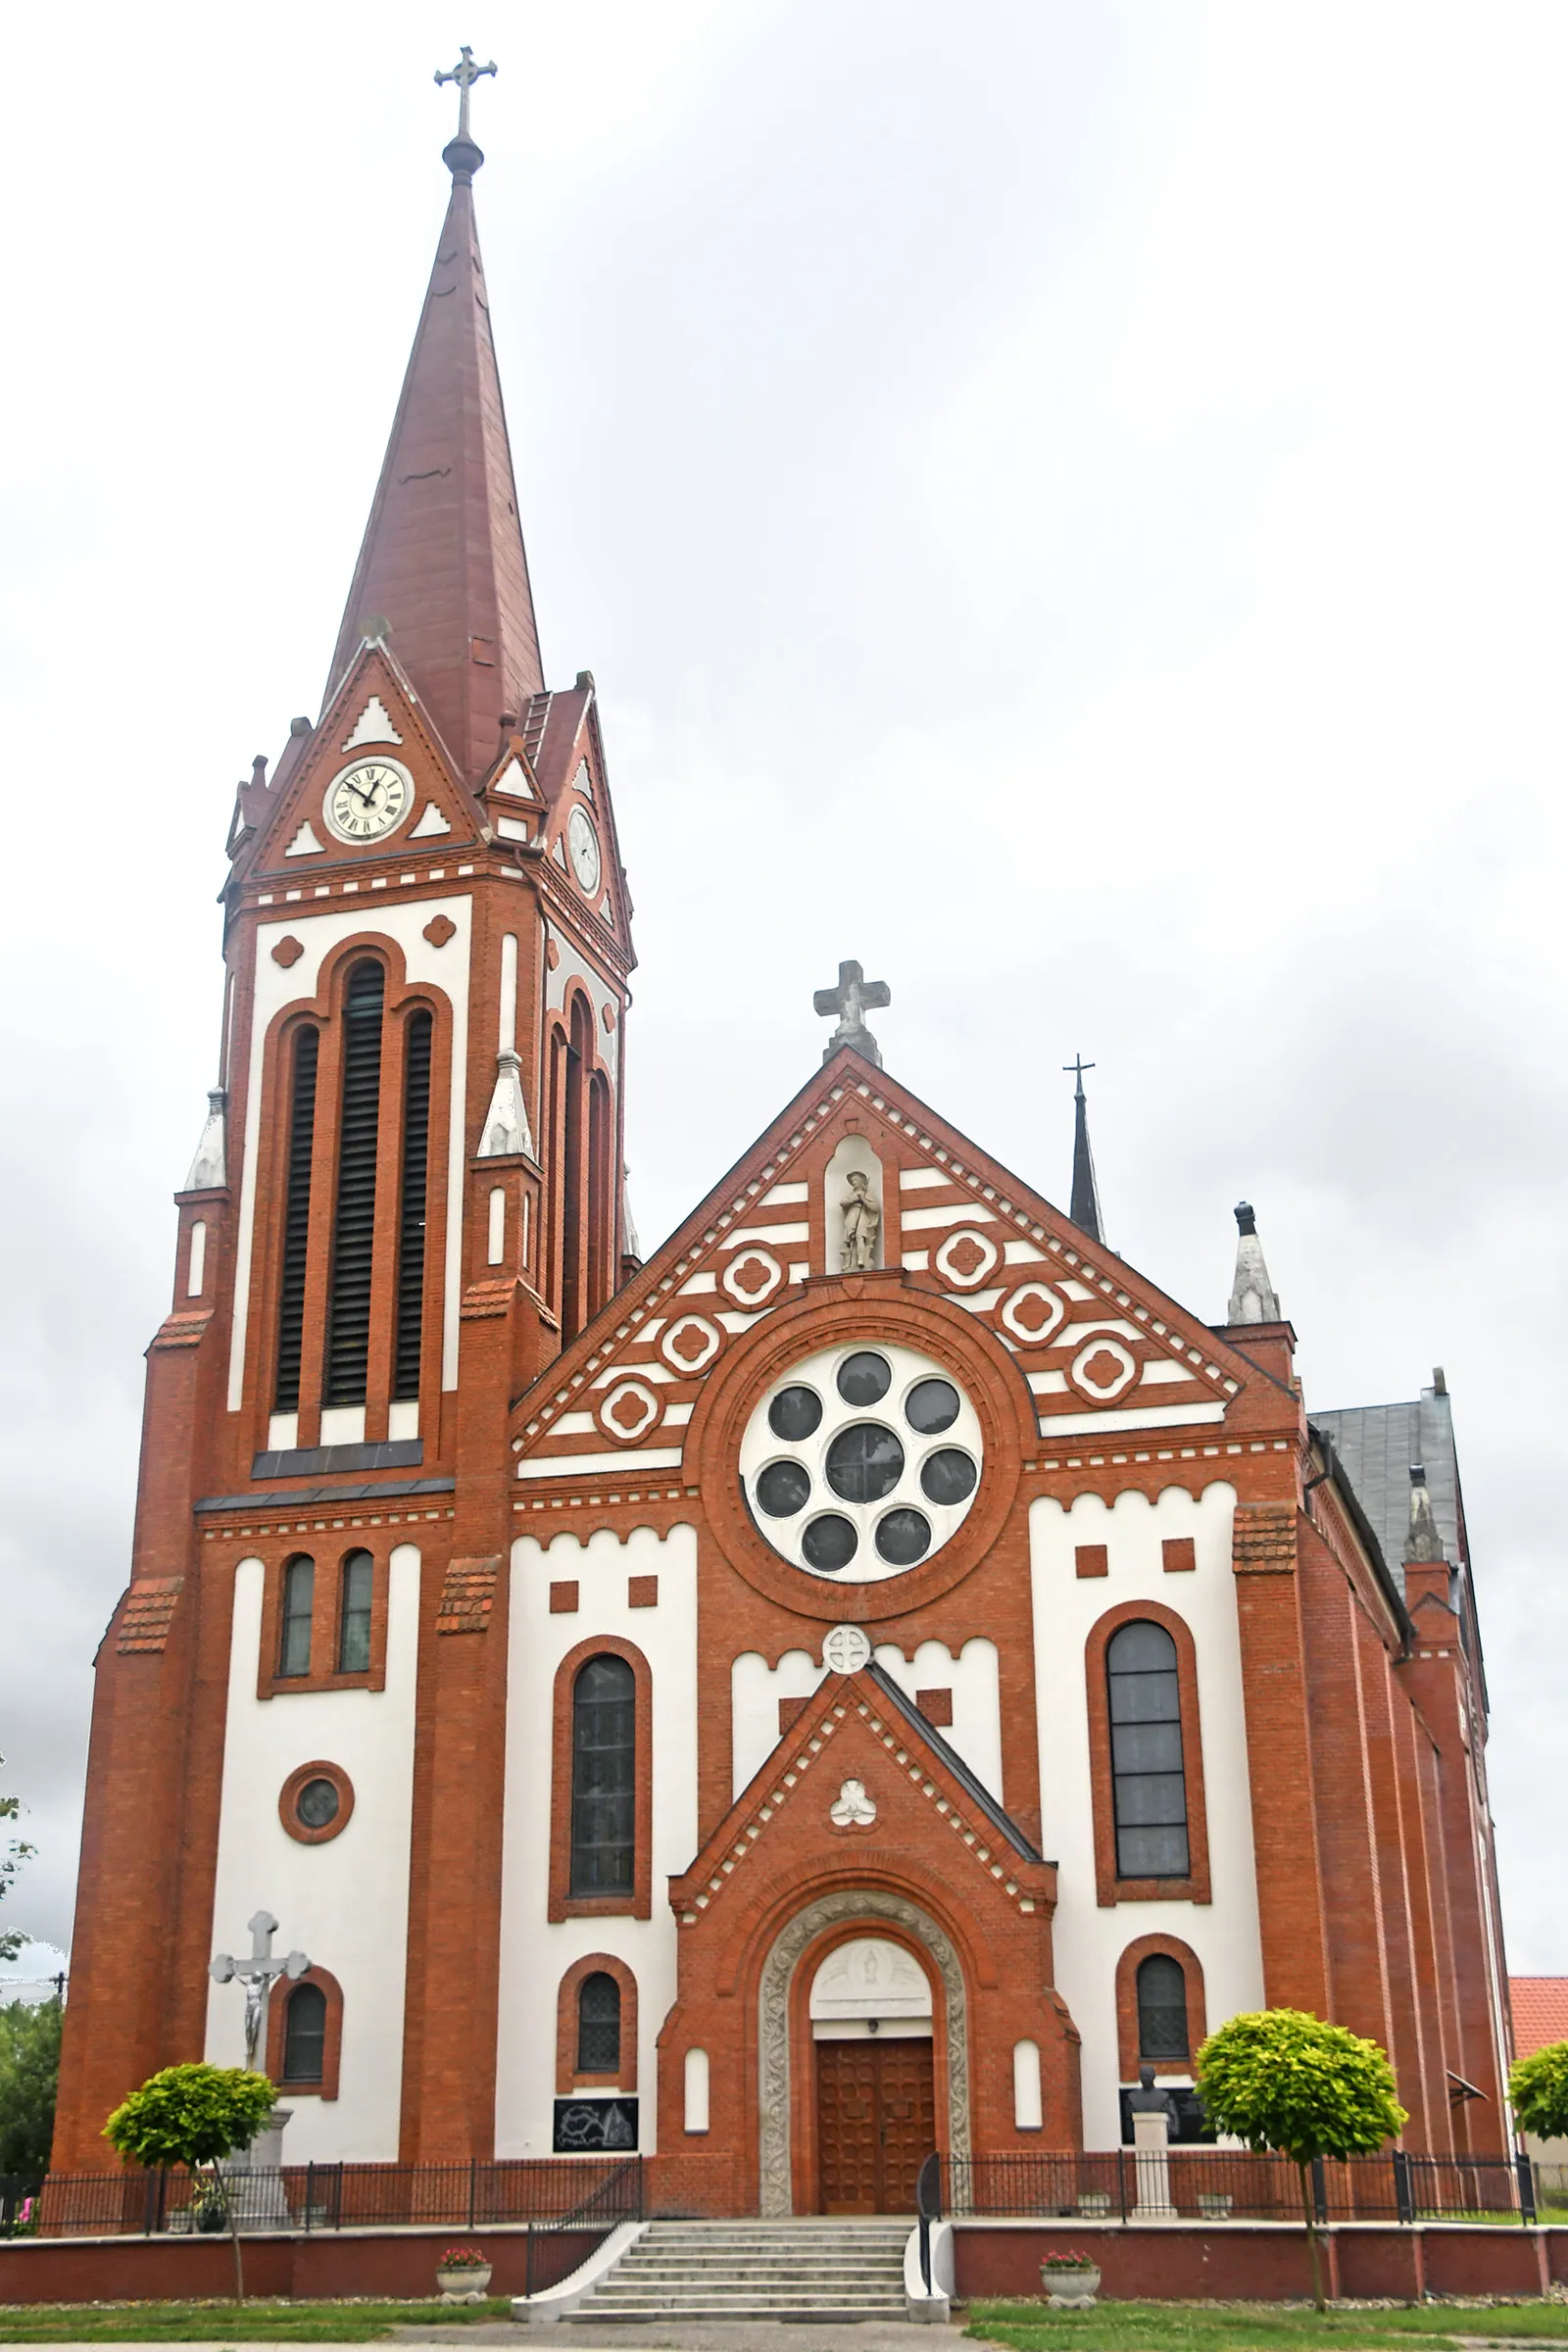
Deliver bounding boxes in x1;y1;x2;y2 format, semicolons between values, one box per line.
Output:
813;959;891;1069
210;1911;310;2071
434;46;497;145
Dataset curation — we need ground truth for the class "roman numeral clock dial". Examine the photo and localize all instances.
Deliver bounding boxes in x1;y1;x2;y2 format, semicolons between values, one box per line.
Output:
323;758;414;845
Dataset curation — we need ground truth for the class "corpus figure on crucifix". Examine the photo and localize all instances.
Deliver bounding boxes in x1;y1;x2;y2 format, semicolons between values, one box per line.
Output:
210;1912;311;2072
813;958;891;1069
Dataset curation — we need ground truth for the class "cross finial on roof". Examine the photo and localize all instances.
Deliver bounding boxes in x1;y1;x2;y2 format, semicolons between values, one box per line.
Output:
813;959;891;1068
434;47;497;176
1063;1053;1095;1099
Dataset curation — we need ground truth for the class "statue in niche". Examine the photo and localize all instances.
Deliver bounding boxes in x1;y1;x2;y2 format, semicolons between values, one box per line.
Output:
840;1170;880;1271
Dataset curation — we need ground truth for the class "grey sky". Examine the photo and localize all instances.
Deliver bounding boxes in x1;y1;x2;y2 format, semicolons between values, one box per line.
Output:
2;1;1564;1982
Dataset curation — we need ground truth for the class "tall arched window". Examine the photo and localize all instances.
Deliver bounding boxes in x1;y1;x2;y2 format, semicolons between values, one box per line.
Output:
570;1655;636;1896
279;1555;315;1678
576;1971;621;2072
273;1026;319;1412
282;1982;327;2083
324;959;386;1408
337;1549;373;1674
393;1009;432;1404
1106;1620;1190;1879
1136;1953;1189;2059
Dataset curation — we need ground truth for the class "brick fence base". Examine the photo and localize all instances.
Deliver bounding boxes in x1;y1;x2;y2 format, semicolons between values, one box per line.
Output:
954;2219;1567;2303
0;2225;602;2305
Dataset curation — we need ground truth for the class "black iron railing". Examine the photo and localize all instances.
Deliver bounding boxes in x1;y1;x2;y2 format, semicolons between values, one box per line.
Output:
21;2156;644;2242
933;2148;1541;2227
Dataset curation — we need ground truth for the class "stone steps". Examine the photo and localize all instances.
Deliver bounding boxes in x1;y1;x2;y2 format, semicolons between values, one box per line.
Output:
565;2218;911;2324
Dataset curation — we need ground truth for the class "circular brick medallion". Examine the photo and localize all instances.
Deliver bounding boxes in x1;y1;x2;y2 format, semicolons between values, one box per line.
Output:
279;1760;355;1846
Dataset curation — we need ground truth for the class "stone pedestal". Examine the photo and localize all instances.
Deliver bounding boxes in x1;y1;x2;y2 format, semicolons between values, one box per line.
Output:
1133;2109;1175;2217
223;2104;292;2229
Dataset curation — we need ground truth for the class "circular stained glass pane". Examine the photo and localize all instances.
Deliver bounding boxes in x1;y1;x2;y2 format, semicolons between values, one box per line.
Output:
825;1423;905;1503
920;1446;977;1506
876;1508;931;1566
802;1514;858;1572
837;1350;892;1407
756;1458;811;1518
768;1384;823;1442
906;1377;960;1434
297;1777;339;1830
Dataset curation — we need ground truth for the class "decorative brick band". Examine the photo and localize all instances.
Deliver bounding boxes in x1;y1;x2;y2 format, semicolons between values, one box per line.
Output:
436;1555;499;1634
117;1579;184;1654
1232;1502;1298;1573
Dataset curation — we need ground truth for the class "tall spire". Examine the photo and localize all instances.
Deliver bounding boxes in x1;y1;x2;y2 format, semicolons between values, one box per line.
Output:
1062;1055;1103;1243
1226;1200;1281;1325
322;61;543;785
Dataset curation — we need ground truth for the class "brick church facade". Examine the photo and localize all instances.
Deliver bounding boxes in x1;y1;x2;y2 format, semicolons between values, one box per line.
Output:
52;118;1513;2206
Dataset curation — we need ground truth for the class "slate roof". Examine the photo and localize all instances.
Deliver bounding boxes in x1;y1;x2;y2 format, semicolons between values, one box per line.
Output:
1312;1386;1465;1576
1510;1978;1568;2058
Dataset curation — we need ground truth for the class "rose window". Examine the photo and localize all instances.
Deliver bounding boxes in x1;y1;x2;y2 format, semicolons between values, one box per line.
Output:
740;1341;983;1582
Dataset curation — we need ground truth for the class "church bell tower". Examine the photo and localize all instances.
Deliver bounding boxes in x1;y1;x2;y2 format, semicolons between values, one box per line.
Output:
52;65;634;2166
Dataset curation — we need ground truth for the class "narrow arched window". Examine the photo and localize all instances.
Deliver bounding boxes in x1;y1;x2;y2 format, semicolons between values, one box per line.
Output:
570;1655;636;1895
282;1982;327;2082
393;1009;432;1403
1136;1953;1189;2059
273;1026;319;1412
576;1972;621;2072
338;1549;373;1674
1106;1620;1190;1878
279;1555;315;1678
324;959;386;1408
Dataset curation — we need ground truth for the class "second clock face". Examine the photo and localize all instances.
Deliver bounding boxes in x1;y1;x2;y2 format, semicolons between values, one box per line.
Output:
324;759;413;845
567;805;602;894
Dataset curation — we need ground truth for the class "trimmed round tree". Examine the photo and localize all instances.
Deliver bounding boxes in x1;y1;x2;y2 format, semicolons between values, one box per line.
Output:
104;2063;277;2302
1196;2008;1407;2309
1510;2040;1568;2147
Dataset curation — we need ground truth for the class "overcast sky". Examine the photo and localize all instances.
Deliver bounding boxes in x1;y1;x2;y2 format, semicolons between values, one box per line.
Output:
2;1;1565;1990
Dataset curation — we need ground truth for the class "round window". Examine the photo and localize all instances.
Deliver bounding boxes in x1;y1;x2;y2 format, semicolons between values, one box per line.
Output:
296;1777;340;1830
740;1342;983;1583
278;1760;355;1845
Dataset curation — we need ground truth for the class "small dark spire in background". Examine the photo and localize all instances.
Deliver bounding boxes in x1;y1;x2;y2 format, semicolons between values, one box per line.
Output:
1062;1055;1104;1244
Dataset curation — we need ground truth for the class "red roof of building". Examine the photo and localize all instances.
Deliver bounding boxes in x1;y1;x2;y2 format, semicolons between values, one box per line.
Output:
1510;1978;1568;2057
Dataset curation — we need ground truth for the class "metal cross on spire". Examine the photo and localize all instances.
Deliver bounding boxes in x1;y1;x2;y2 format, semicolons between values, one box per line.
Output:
210;1911;310;2072
1062;1053;1104;1244
1062;1053;1095;1100
813;959;891;1069
434;46;497;146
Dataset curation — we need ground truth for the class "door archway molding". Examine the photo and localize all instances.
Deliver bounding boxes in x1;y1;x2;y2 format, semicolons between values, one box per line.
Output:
757;1887;970;2216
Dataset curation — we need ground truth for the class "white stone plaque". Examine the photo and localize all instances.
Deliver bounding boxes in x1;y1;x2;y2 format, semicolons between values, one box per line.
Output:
822;1624;871;1675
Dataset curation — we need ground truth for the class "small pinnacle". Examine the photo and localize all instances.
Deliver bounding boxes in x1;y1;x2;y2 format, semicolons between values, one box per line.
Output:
289;715;313;738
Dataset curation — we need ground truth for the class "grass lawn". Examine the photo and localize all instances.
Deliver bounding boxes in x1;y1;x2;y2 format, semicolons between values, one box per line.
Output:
0;2300;514;2341
965;2299;1568;2351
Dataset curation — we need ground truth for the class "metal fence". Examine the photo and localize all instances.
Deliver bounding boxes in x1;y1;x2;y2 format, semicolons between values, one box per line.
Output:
921;2148;1542;2229
5;2156;643;2242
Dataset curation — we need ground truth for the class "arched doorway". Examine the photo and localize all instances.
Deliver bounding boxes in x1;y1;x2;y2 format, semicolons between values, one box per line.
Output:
757;1888;971;2216
810;1936;935;2213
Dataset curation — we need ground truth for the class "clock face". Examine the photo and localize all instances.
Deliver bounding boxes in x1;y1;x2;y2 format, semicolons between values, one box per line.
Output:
323;759;413;846
567;805;602;894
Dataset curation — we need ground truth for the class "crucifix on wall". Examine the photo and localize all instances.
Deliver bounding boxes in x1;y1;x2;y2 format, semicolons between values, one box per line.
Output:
210;1911;311;2072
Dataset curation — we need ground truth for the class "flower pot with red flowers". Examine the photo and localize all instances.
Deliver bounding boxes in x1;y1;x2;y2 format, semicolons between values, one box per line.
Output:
436;2244;493;2302
1041;2249;1101;2308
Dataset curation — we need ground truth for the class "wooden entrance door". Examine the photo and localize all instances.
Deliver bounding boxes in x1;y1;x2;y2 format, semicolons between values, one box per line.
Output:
815;2035;936;2213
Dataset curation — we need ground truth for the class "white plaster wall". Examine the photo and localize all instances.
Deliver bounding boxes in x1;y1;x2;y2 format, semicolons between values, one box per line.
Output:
204;1546;420;2159
227;898;471;1409
495;1523;699;2157
1028;1484;1264;2148
730;1636;1003;1801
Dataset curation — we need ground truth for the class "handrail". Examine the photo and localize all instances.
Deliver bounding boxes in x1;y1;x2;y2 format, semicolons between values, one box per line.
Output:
915;2150;943;2295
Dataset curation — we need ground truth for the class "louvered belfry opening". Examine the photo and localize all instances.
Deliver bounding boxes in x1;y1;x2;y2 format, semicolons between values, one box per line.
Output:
324;959;386;1407
273;1026;320;1411
394;1009;433;1401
